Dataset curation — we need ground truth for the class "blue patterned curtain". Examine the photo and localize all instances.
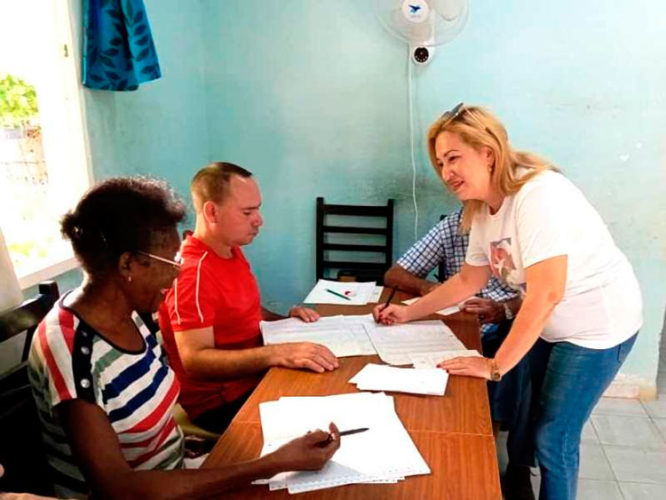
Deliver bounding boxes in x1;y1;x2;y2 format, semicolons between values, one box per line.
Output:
82;0;161;91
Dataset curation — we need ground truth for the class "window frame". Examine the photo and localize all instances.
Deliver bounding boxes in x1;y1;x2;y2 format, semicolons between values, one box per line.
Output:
3;0;93;289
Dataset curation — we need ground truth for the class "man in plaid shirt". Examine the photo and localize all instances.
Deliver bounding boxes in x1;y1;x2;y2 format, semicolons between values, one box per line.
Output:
385;208;522;333
384;207;535;500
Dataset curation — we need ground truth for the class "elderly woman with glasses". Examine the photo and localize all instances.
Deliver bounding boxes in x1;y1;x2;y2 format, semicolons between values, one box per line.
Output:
29;177;339;499
374;104;642;500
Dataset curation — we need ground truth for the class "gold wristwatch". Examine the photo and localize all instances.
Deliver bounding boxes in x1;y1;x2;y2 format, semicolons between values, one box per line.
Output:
489;358;502;382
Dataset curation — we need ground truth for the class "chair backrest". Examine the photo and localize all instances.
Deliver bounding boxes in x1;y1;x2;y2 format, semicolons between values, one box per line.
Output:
0;281;60;363
316;197;394;284
0;281;60;495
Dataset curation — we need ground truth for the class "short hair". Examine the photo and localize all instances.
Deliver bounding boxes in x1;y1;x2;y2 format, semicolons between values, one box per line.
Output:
190;162;253;211
61;177;186;275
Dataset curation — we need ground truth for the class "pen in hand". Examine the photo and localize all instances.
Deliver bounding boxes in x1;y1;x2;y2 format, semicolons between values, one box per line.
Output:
317;427;370;447
381;286;397;312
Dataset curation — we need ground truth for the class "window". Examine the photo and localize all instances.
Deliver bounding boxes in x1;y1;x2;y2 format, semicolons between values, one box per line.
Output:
0;1;91;288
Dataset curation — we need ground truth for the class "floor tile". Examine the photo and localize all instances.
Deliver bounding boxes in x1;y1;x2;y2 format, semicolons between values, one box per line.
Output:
653;418;666;441
604;446;666;483
619;481;666;500
642;396;666;418
581;419;599;444
577;479;623;500
592;415;665;449
579;443;614;480
593;397;647;416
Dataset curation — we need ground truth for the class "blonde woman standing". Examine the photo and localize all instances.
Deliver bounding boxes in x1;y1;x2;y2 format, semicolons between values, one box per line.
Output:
375;104;642;500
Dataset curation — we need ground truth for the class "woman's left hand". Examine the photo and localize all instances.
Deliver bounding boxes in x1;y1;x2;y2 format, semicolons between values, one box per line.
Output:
288;306;320;323
438;356;492;380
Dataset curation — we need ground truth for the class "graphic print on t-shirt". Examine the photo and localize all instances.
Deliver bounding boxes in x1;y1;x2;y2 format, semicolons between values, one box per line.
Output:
489;237;524;291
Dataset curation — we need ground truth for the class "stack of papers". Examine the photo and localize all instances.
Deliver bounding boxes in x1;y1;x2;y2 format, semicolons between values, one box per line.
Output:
260;315;376;357
363;319;467;365
409;349;482;369
304;279;383;305
255;392;430;493
349;363;449;396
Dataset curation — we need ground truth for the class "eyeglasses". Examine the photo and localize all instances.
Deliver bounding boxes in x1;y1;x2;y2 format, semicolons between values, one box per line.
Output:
137;251;183;269
440;102;496;139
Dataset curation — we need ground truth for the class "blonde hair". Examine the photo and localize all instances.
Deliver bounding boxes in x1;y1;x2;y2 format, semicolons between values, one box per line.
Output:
427;105;558;231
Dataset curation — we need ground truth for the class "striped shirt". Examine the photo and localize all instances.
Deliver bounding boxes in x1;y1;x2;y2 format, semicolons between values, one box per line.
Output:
397;209;518;335
28;298;184;498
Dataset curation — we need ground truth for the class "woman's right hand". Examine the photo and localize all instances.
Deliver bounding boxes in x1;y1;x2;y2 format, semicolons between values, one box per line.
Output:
372;304;411;325
267;422;340;472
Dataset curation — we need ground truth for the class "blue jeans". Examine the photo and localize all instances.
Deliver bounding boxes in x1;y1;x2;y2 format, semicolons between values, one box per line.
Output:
483;320;535;467
529;333;637;500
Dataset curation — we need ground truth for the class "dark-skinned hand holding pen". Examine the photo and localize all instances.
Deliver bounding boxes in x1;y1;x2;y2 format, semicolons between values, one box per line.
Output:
264;422;341;473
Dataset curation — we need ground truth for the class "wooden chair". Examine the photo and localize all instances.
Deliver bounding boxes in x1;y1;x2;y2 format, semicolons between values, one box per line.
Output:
316;197;394;284
0;281;60;495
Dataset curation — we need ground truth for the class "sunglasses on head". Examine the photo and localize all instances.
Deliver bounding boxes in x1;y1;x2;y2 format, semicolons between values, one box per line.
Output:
440;102;496;139
440;102;466;127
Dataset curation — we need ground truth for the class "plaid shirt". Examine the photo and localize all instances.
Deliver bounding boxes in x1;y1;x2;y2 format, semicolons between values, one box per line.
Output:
397;208;518;335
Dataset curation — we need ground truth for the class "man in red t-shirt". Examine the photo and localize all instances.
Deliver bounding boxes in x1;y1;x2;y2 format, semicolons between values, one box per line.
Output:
158;162;338;433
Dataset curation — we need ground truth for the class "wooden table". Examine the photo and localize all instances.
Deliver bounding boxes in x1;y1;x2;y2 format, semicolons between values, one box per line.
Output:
204;291;501;499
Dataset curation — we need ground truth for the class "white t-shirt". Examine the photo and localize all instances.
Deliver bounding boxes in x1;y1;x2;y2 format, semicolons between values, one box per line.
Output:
466;170;642;348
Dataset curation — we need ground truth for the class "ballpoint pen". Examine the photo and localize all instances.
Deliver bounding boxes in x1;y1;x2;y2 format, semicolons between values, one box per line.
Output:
381;286;397;311
325;288;352;301
317;427;369;447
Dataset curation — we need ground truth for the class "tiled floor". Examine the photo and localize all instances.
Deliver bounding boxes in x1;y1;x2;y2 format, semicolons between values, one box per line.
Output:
497;335;666;499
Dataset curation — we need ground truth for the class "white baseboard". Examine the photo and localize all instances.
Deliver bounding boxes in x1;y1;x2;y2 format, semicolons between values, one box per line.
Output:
602;372;657;401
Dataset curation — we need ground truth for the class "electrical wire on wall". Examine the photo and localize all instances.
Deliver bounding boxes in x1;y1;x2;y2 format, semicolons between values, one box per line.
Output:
375;0;471;244
407;48;419;243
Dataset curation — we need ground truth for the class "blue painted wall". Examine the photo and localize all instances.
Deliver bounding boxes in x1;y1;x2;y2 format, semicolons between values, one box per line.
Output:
198;0;666;387
68;0;664;388
75;0;210;212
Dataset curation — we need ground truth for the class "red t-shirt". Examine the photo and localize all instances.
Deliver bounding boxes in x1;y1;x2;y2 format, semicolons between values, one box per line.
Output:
158;235;263;419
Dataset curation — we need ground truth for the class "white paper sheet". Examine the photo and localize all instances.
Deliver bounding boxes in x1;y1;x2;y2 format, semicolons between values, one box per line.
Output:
349;363;449;396
409;349;482;369
363;320;467;365
260;315;376;357
304;279;379;305
255;392;430;493
369;285;384;303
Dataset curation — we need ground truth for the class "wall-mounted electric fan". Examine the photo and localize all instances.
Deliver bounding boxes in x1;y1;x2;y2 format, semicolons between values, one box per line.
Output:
374;0;470;64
